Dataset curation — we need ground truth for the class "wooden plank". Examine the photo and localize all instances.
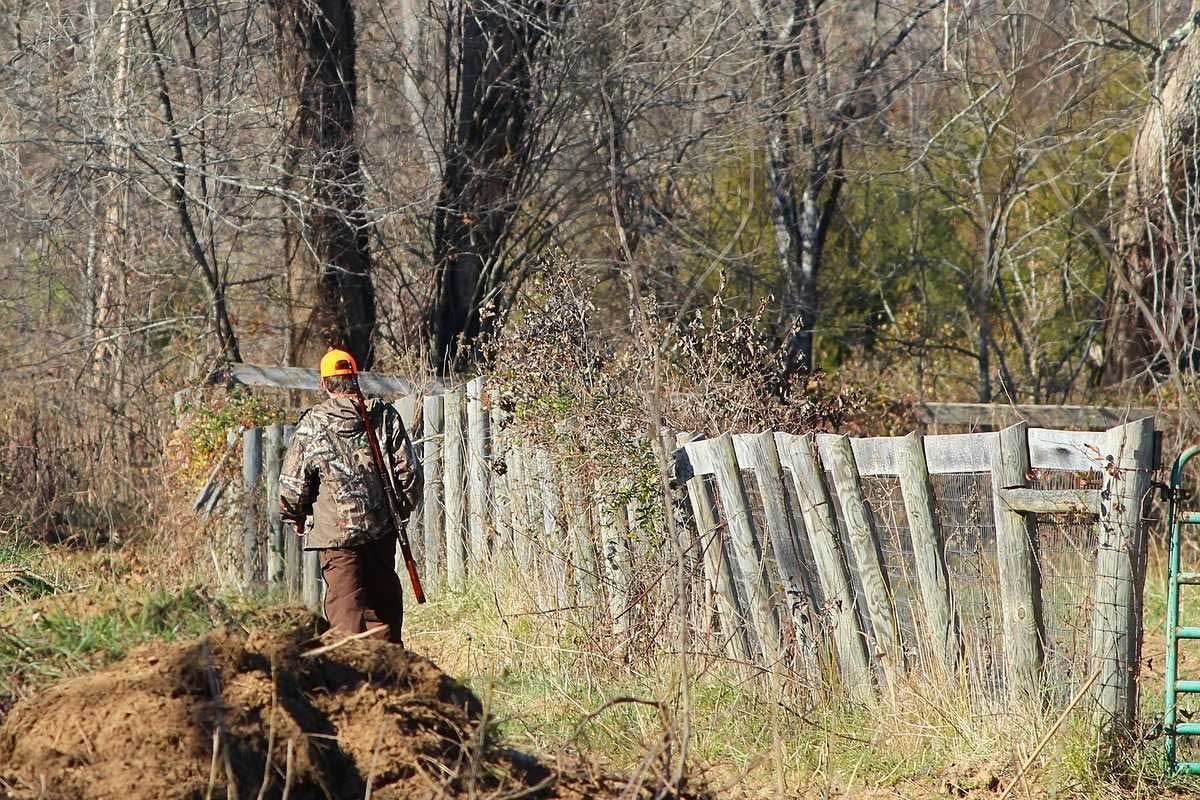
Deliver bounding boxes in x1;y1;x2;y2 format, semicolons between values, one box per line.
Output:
709;433;783;668
991;422;1046;706
775;433;872;700
1091;417;1154;736
211;362;441;397
422;394;444;587
490;400;512;555
282;425;301;601
895;431;959;673
242;427;264;592
678;435;754;664
302;548;322;614
263;423;285;588
817;432;1000;476
1027;428;1109;471
596;477;636;637
443;387;467;590
536;449;569;609
999;488;1102;515
733;433;822;660
508;446;533;572
565;474;598;605
466;377;490;565
824;434;905;684
918;401;1163;430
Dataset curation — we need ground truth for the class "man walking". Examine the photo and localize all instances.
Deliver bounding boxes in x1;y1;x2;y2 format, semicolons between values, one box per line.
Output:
279;348;422;644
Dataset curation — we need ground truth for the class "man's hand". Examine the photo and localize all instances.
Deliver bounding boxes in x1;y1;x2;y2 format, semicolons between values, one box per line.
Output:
293;518;306;537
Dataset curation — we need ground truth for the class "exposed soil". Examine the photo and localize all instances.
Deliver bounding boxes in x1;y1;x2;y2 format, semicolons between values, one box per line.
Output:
0;616;704;799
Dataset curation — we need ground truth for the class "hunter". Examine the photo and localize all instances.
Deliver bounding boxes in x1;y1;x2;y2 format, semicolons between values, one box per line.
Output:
279;348;422;644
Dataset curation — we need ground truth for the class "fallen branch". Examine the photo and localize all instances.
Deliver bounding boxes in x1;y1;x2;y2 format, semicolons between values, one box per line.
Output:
300;626;388;657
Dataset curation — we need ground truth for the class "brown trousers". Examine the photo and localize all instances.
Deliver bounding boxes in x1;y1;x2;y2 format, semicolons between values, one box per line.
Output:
319;536;405;645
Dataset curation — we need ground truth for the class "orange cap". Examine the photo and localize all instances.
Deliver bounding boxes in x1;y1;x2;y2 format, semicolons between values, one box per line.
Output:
319;349;358;378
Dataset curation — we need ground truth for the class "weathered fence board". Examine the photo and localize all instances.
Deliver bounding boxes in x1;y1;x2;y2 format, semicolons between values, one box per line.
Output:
895;431;959;672
991;422;1046;706
734;433;822;666
466;377;490;565
596;477;636;638
508;446;534;573
443;387;467;589
490;401;512;553
242;427;264;592
709;433;783;668
282;425;300;600
775;433;872;701
823;435;905;685
678;434;755;664
1091;418;1155;734
264;424;285;587
422;395;444;587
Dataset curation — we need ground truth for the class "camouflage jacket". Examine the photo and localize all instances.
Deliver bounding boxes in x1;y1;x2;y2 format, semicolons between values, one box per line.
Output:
279;396;422;550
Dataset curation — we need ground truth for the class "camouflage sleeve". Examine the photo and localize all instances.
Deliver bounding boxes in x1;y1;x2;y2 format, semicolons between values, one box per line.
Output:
385;405;423;520
279;415;320;525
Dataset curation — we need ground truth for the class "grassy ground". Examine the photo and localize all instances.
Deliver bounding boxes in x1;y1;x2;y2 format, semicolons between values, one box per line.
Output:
5;533;1200;798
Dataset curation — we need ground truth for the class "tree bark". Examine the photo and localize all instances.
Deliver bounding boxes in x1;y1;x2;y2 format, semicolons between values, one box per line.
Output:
428;0;550;374
272;0;376;369
1104;17;1200;384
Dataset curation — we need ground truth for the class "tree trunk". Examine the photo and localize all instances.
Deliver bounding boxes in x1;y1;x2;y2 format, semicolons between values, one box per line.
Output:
1104;22;1200;384
428;0;545;374
272;0;376;369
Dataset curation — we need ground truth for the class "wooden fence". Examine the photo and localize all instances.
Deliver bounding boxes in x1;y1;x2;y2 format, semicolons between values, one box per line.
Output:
228;376;1157;739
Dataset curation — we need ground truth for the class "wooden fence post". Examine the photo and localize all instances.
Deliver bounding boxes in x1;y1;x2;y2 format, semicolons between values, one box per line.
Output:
1091;417;1154;737
991;422;1045;707
565;475;598;605
734;432;822;663
467;377;490;565
490;399;512;553
444;386;467;590
282;425;301;601
895;431;959;673
422;394;444;587
709;432;783;669
677;435;755;665
263;423;285;588
776;433;872;701
242;427;264;592
302;548;322;615
508;446;533;572
596;477;635;637
824;434;905;686
536;449;569;608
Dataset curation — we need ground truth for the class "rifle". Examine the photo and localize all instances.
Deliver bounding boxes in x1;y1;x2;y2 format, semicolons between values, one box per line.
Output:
350;392;427;604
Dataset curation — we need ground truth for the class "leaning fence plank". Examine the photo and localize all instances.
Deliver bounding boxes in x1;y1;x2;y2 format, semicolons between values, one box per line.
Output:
282;425;301;600
422;394;445;587
824;434;904;685
678;435;754;665
466;377;490;565
444;387;468;590
263;424;285;588
1091;417;1154;736
734;433;822;662
776;433;872;700
710;432;783;669
991;422;1046;707
895;431;959;673
242;427;264;592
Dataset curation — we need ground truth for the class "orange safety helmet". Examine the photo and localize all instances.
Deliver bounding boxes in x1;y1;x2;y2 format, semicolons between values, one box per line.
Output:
319;348;358;378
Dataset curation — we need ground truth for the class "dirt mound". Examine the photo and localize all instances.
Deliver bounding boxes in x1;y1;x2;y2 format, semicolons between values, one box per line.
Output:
0;618;702;799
